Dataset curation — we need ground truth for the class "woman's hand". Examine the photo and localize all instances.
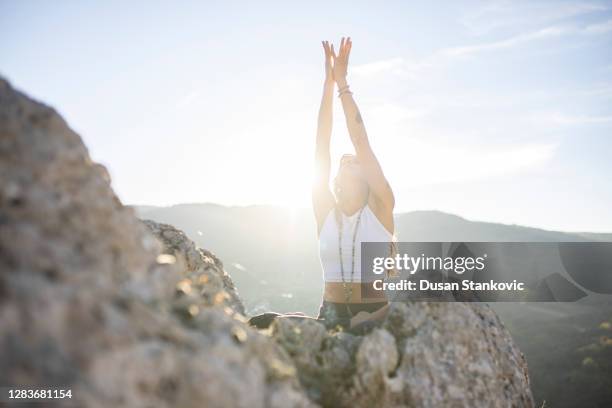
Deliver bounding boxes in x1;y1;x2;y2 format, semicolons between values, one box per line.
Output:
349;305;390;329
322;40;334;85
332;37;351;85
350;311;372;328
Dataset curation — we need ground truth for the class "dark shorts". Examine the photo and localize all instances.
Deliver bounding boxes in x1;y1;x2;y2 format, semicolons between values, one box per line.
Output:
248;300;388;333
317;300;388;330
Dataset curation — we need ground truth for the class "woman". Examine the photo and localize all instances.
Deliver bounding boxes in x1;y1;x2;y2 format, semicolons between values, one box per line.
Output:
313;37;395;330
249;37;394;331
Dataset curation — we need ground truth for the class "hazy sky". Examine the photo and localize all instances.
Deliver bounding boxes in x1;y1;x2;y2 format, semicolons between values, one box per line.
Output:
2;0;611;232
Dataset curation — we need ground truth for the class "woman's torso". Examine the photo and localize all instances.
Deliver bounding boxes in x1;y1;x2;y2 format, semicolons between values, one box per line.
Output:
318;204;393;303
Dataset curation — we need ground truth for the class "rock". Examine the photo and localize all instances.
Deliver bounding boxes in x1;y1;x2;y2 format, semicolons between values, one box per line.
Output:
142;220;245;315
0;78;314;408
269;303;534;407
382;302;534;408
0;76;534;408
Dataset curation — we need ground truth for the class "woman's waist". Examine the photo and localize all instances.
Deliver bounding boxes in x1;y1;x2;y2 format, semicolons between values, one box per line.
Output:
318;298;388;320
321;264;372;283
323;282;387;303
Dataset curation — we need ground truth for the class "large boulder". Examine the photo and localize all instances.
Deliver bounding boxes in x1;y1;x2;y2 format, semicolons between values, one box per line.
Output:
271;302;534;407
0;78;314;408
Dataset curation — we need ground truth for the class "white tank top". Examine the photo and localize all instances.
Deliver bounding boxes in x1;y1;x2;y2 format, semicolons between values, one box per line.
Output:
318;205;393;283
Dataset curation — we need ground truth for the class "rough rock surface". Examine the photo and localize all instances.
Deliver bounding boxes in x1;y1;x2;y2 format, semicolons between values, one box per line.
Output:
142;219;245;315
0;77;534;408
271;303;534;407
0;78;313;408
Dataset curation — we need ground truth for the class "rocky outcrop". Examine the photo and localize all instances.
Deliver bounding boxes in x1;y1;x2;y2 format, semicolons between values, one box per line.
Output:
271;303;534;407
142;220;245;315
0;78;313;408
0;77;534;408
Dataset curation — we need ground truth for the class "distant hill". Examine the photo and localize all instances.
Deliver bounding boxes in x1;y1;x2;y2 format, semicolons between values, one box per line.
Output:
578;232;612;241
394;210;596;242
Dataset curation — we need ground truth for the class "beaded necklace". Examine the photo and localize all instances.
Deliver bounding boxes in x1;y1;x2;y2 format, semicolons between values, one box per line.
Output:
336;206;365;317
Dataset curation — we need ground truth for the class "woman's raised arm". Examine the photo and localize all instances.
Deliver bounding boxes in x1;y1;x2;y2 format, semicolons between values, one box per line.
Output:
333;37;395;213
312;41;336;233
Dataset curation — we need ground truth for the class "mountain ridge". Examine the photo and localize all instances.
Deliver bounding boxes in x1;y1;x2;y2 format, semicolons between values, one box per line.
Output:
132;203;610;241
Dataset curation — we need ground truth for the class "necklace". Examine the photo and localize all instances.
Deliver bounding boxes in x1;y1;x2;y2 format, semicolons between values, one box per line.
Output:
337;206;365;317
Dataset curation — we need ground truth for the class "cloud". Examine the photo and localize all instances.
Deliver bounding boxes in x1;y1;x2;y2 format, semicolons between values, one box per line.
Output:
446;17;612;58
531;111;612;126
460;1;608;35
578;83;612;98
361;104;560;187
385;140;558;187
584;19;612;34
351;58;405;76
351;57;432;80
443;26;568;57
355;17;611;74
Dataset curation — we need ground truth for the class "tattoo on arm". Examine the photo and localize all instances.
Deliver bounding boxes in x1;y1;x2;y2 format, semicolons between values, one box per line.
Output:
355;111;363;125
349;109;366;145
